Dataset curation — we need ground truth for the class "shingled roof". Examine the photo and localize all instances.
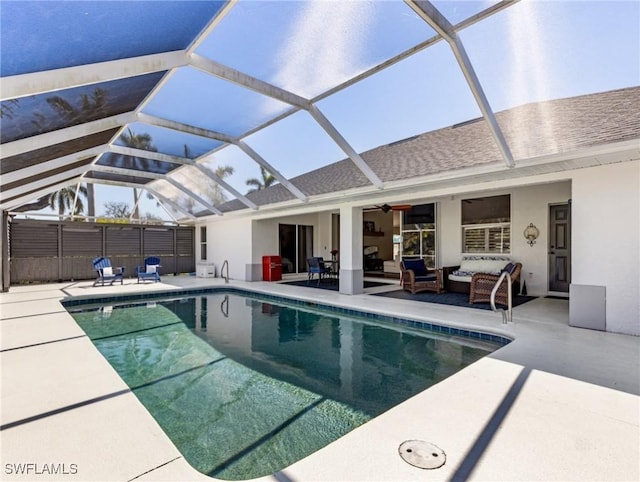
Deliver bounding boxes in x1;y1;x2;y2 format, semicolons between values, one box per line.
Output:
226;86;639;211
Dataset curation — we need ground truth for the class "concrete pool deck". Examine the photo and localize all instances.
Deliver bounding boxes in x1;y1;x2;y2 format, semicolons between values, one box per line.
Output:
1;276;638;481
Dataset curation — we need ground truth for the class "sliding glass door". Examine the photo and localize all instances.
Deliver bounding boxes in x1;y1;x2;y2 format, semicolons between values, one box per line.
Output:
279;223;313;274
297;225;313;274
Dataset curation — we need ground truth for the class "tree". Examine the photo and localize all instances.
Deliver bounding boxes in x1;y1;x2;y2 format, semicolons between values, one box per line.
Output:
176;154;235;214
37;89;109;217
139;212;163;224
0;99;21;122
246;166;276;193
48;185;87;220
118;128;157;219
103;201;131;219
179;164;234;212
181;145;237;207
211;164;235;205
12;183;91;217
12;195;51;213
86;182;95;219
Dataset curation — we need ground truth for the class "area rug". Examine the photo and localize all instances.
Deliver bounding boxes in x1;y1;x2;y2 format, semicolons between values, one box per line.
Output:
280;279;390;291
371;289;536;310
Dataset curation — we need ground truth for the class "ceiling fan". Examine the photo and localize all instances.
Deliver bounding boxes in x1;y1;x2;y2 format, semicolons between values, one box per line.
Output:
364;203;412;213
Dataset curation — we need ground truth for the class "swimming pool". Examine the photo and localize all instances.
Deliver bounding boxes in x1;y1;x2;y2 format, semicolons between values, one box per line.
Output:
65;288;506;480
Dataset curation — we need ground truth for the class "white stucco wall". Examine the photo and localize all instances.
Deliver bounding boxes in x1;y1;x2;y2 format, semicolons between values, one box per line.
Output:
571;161;640;336
316;212;334;260
204;217;253;281
438;182;571;296
512;182;572;295
197;161;639;334
203;212;329;281
439;195;463;266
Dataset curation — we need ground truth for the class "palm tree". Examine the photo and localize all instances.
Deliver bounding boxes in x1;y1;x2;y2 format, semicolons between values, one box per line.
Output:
118;128;157;219
181;164;235;212
183;144;236;205
211;165;235;205
12;183;92;216
48;185;87;220
36;88;109;218
246;166;276;193
12;195;51;213
85;182;95;219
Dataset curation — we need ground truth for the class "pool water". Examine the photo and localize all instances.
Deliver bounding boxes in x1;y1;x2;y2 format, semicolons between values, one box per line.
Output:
68;290;500;480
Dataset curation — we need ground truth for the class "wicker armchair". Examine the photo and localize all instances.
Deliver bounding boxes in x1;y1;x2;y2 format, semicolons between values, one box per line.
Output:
400;259;443;294
469;262;522;306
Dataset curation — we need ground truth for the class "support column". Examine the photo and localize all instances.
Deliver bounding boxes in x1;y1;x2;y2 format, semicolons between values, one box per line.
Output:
339;206;363;294
1;212;10;292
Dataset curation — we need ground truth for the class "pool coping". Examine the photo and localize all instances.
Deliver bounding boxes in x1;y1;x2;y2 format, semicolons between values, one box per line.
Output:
62;285;513;347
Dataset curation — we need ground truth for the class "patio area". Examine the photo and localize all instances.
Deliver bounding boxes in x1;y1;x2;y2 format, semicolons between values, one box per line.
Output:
1;2;638;479
1;276;638;481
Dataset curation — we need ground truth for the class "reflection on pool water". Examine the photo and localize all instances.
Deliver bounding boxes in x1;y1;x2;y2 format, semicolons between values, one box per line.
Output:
67;290;502;480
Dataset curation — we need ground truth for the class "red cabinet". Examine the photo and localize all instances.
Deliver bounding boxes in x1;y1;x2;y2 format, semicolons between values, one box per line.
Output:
262;255;282;281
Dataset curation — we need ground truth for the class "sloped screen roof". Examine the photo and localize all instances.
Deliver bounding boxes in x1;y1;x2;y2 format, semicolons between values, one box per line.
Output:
1;0;638;221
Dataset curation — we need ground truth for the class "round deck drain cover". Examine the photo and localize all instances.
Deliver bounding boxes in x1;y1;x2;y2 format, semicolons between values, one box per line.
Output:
398;440;446;469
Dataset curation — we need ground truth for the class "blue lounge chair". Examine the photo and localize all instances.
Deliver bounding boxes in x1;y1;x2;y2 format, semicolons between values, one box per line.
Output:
92;257;125;286
136;257;161;283
307;257;331;286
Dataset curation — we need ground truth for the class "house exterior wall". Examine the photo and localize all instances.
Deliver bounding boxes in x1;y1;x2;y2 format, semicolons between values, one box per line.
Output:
438;182;571;297
203;212;326;281
571;160;639;336
511;183;572;296
204;217;252;281
316;212;334;260
199;160;639;335
257;212;328;278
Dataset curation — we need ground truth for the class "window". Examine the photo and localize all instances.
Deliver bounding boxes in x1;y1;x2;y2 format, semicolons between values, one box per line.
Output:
461;195;510;253
401;203;437;268
200;226;207;260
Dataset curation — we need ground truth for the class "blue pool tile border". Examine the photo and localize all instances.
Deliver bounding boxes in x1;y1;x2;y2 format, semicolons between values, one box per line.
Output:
62;286;512;347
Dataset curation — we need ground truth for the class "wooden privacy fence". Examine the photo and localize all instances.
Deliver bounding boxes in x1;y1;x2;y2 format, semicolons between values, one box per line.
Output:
9;219;195;284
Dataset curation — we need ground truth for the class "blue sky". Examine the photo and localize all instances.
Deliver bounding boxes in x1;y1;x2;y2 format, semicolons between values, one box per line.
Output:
23;0;639;219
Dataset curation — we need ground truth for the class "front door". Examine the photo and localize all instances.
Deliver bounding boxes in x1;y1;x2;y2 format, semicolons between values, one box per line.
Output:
548;204;571;292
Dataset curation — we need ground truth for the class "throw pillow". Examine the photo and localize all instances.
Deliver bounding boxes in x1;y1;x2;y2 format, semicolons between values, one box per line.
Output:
102;267;113;276
403;259;426;276
146;265;158;274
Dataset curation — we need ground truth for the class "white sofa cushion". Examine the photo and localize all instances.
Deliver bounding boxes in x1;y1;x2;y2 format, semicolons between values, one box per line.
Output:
451;255;511;281
448;273;472;283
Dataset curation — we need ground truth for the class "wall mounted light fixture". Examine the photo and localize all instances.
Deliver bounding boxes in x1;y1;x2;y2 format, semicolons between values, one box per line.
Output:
523;223;540;247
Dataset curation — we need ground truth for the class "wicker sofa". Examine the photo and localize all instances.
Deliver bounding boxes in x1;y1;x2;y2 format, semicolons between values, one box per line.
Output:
443;256;520;294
